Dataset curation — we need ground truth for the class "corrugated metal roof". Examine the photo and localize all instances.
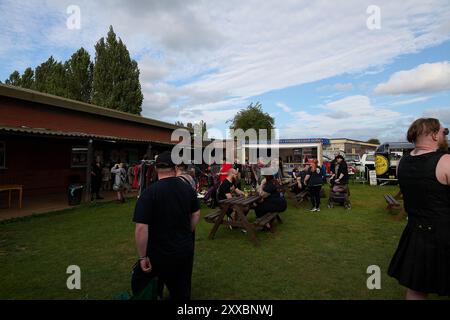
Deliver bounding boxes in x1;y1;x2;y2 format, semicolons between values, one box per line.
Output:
0;125;176;146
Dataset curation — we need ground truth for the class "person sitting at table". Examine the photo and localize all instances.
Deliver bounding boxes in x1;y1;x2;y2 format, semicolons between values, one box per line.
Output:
217;169;245;215
255;168;287;228
293;164;310;194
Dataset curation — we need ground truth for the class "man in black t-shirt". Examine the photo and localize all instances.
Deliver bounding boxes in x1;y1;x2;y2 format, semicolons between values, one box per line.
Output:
133;151;200;300
217;169;244;219
217;169;244;201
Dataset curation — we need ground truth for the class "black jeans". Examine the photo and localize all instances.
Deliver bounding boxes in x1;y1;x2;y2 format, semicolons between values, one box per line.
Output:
152;254;194;300
309;185;322;209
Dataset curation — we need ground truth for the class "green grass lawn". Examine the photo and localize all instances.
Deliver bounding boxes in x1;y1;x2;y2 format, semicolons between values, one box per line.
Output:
0;183;443;300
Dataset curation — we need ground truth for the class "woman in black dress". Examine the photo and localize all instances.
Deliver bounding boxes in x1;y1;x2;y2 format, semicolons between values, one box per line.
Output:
388;118;450;299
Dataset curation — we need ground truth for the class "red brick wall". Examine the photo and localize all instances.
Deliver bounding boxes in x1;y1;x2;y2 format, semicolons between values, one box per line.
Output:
0;96;174;143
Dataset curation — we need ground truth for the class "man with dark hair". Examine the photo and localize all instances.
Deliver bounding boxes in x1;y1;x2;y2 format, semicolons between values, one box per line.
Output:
133;151;201;300
389;118;450;299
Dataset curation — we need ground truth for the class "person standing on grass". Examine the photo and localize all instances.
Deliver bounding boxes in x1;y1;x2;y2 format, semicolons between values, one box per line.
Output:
133;151;200;300
101;163;112;191
388;118;450;300
304;159;323;212
111;163;127;203
176;163;197;191
332;155;349;186
127;163;135;190
91;160;104;201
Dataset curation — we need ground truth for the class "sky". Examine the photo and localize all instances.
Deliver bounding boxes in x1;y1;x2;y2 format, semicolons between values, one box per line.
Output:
0;0;449;142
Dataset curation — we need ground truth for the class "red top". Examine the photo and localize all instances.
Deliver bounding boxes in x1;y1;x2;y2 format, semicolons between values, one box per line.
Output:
219;162;233;182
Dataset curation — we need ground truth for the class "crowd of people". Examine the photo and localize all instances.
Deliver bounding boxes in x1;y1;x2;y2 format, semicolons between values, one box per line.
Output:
89;156;160;203
290;155;349;211
129;117;449;301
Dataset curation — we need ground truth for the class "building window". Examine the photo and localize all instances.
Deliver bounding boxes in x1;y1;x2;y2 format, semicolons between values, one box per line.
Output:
0;142;5;168
71;147;88;168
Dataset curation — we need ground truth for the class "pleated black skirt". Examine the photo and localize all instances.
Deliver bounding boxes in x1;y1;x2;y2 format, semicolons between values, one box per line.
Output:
388;216;450;296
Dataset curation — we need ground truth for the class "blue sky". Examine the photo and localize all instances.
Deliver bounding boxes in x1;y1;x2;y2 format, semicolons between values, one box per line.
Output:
1;0;449;142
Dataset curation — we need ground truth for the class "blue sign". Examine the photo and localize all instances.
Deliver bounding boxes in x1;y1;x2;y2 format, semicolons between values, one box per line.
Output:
245;138;330;145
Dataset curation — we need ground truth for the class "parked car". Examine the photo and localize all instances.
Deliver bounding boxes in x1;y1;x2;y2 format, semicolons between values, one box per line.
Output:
360;153;375;167
345;154;361;166
357;153;375;177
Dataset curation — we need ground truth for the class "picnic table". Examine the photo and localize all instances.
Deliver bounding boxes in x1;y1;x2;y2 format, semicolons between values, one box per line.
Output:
206;195;264;246
0;184;23;209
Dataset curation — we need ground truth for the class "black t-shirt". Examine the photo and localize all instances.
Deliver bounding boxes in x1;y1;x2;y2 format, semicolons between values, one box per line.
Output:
217;179;233;201
336;162;349;184
133;176;200;259
263;181;281;200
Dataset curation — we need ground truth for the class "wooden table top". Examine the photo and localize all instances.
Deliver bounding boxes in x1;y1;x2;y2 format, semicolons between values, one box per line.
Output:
219;195;261;206
0;185;23;190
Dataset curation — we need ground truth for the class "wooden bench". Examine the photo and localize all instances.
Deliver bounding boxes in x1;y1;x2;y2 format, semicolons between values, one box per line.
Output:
384;194;400;212
253;212;283;233
204;210;222;223
294;190;309;207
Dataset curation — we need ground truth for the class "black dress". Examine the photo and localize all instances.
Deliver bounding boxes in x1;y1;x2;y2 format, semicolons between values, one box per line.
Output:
388;151;450;295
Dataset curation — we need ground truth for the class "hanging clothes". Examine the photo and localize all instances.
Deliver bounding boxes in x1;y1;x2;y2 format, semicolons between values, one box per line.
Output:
133;164;140;189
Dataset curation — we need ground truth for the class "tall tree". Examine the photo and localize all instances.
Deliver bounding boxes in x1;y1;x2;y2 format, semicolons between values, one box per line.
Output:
65;48;93;103
20;68;34;89
92;26;143;114
34;56;67;97
229;102;275;138
5;71;21;86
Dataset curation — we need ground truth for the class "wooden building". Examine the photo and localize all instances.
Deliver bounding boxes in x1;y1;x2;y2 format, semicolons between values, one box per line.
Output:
0;84;180;199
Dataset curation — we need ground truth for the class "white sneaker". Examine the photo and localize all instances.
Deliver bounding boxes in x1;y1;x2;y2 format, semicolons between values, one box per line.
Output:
316;208;321;212
310;208;317;212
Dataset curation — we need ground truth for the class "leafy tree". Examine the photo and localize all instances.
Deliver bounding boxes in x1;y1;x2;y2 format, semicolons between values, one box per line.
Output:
228;102;275;138
5;71;21;86
366;138;380;145
20;68;34;89
34;56;67;97
92;26;143;114
65;48;93;103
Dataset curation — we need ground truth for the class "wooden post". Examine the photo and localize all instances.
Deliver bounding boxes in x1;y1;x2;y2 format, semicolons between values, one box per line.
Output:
85;139;93;202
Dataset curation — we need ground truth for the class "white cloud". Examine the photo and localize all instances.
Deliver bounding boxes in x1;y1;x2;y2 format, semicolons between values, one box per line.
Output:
276;102;292;113
1;0;450;131
423;108;450;126
375;61;450;95
389;96;430;106
280;95;408;141
334;83;353;91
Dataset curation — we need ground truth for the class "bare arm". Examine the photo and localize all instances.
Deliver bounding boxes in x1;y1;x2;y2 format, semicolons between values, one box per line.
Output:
436;154;450;185
135;223;148;258
135;223;152;272
234;187;244;196
191;210;200;231
304;175;310;184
